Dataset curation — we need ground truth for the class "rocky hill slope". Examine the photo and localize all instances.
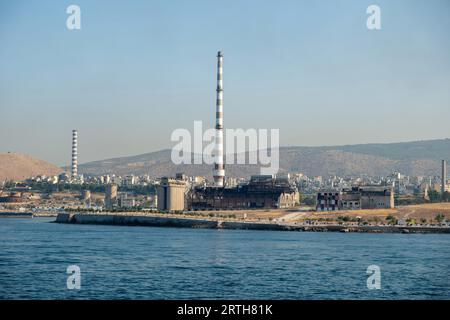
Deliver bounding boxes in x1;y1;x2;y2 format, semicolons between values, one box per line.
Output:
0;152;63;182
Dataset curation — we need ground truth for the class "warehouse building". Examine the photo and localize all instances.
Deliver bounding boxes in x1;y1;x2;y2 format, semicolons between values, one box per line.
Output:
316;186;394;211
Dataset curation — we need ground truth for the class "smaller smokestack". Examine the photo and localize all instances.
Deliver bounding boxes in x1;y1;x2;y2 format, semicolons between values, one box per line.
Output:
442;160;447;195
71;129;78;178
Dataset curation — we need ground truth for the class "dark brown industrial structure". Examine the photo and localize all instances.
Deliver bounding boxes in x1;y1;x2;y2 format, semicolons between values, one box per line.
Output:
187;175;299;210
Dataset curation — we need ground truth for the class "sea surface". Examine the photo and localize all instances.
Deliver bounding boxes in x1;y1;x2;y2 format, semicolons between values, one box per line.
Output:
0;217;449;299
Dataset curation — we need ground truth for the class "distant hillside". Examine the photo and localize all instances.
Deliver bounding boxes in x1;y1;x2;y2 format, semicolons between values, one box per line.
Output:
320;138;450;161
78;139;450;178
0;152;63;182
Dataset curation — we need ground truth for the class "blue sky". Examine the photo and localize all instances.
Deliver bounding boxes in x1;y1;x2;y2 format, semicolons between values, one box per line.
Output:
1;0;449;165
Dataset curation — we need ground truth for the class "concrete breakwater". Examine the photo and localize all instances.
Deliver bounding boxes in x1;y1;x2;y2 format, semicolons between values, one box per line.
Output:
0;211;58;218
55;213;450;234
0;211;33;218
55;213;287;231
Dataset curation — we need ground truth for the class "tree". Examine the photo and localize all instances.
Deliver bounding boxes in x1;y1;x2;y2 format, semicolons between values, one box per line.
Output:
428;190;441;203
386;215;398;225
337;216;350;222
302;195;316;206
442;192;450;202
435;213;445;223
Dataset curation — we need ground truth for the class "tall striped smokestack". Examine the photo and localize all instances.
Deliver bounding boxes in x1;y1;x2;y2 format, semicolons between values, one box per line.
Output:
442;160;447;196
71;129;78;178
213;51;225;187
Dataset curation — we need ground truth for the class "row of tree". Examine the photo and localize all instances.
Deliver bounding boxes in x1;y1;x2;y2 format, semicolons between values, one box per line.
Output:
428;190;450;202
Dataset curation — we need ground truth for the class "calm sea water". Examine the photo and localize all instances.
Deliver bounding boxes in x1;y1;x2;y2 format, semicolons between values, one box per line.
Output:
0;217;449;299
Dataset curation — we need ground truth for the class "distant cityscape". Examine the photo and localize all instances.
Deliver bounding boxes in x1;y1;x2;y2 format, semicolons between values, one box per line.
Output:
1;157;448;226
0;52;449;228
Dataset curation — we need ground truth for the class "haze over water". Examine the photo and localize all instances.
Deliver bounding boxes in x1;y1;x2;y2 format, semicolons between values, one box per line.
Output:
0;218;449;299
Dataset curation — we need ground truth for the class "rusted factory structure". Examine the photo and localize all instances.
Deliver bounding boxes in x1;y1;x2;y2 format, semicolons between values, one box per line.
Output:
187;175;299;210
316;186;395;212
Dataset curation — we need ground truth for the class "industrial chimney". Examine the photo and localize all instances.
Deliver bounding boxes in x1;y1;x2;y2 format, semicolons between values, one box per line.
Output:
442;160;447;196
71;129;78;178
213;51;225;187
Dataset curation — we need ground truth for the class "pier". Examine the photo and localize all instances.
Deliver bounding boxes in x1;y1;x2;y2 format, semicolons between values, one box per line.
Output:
55;212;450;234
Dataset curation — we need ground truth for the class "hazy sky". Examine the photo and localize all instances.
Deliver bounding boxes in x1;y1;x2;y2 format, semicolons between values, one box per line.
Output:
1;0;449;166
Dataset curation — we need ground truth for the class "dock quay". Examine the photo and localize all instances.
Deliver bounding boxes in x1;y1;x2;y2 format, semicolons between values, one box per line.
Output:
0;211;33;218
55;212;450;234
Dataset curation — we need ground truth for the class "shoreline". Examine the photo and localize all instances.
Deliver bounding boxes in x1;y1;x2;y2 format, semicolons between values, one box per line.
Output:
0;211;59;218
0;212;33;218
54;212;450;234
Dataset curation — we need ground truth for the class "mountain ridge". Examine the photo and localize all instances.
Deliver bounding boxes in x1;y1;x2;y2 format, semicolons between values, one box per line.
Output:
77;138;450;178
